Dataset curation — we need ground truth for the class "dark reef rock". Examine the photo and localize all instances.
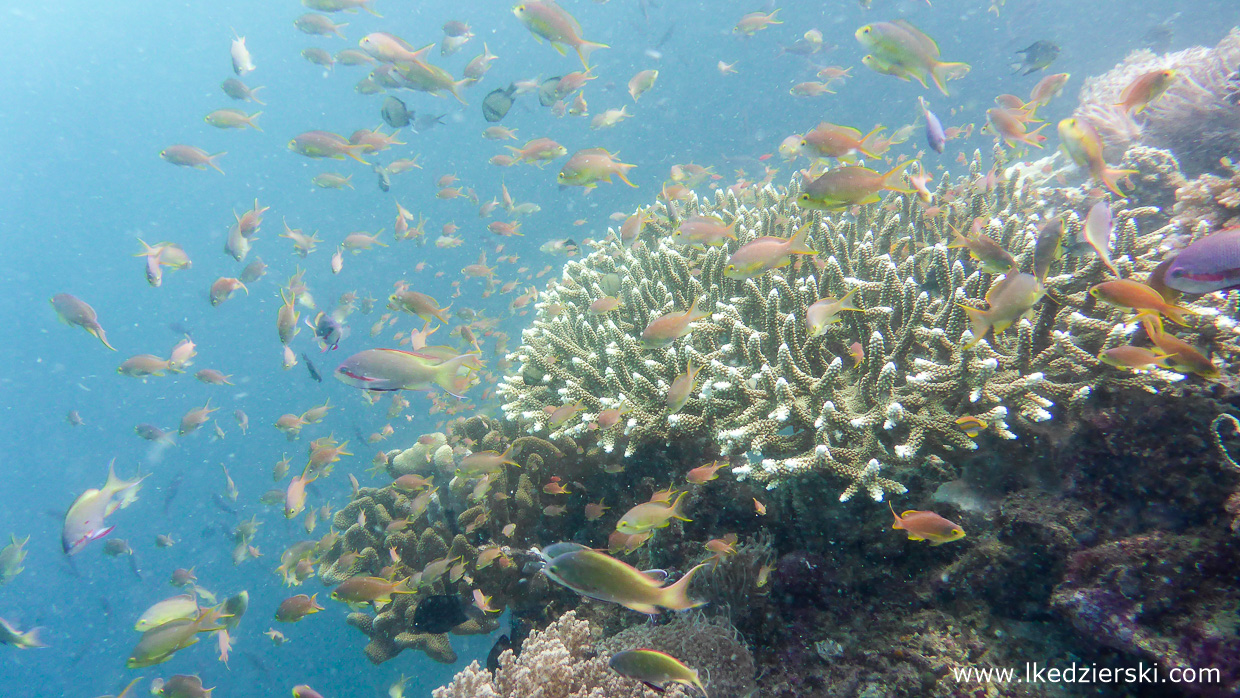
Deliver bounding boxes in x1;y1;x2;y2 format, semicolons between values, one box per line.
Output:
1051;530;1240;697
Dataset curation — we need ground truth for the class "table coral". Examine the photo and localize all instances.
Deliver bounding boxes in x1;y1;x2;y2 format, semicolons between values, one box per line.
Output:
497;146;1237;502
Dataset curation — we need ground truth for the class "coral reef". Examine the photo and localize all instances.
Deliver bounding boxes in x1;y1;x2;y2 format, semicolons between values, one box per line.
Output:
1171;158;1240;232
1074;28;1240;176
1051;531;1240;697
432;610;689;698
597;612;757;698
498;145;1237;501
321;478;507;664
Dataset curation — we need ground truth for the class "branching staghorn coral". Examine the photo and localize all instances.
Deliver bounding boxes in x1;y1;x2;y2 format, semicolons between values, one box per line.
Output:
498;146;1238;501
1074;28;1240;175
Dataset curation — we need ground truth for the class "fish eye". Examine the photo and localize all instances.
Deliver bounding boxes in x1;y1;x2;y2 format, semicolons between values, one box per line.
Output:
1168;269;1184;278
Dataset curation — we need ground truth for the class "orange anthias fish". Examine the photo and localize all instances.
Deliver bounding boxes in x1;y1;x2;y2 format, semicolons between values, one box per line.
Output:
960;272;1045;347
685;460;730;485
641;297;711;348
723;221;818;280
1089;279;1192;326
334;348;480;397
1115;69;1176;114
889;503;966;545
797;162;916;211
513;0;608;68
800;122;886;160
1057;118;1134;197
557;148;636;190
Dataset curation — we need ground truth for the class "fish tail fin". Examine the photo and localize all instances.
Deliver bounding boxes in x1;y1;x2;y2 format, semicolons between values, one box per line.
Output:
432;352;479;397
20;627;47;649
90;325;116;350
786;220;817;256
959;304;992;348
248;86;266;106
1100;166;1136;197
1135;314;1165;342
931;60;971;96
615;163;638;188
343;146;370;166
208;152;227;175
838;287;862;312
1020;122;1050;148
1151;348;1180;370
1162;303;1193;327
686;295;711;322
497;442;520;467
664;490;692;521
887;500;904;527
362;1;382;17
658;563;708;610
449;79;470;105
881;160;917;193
947;224;970;249
856;125;887;158
575;40;609;69
248;112;263;132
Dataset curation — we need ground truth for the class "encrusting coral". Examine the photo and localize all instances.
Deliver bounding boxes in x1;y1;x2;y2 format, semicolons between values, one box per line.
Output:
432;610;690;698
497;144;1238;502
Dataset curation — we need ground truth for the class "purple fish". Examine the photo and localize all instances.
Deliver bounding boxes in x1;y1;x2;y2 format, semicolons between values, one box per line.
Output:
1165;226;1240;294
918;97;945;154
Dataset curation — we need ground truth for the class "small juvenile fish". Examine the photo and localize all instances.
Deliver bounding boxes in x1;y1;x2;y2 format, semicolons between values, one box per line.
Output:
954;415;988;438
805;288;862;336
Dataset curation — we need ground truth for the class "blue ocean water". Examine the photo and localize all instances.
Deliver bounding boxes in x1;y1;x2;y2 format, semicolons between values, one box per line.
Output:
0;0;1237;696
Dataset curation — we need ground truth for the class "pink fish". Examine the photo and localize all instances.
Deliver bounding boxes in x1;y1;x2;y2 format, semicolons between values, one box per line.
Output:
62;460;146;555
335;348;480;396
